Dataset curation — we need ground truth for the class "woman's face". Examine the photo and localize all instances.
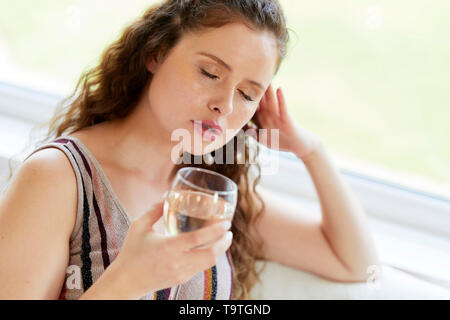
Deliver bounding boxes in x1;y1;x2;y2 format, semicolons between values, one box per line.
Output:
145;22;279;156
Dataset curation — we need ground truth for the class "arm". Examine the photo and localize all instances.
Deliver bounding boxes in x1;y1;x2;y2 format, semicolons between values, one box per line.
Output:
252;143;380;282
300;143;381;280
0;148;77;299
254;184;358;282
0;148;132;299
252;83;380;282
78;261;138;299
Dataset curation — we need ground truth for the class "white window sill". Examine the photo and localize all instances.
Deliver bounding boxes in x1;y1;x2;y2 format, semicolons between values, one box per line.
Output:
252;261;450;299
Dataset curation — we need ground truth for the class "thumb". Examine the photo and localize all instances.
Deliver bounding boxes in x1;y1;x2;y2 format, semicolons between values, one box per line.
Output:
134;201;165;229
148;201;165;227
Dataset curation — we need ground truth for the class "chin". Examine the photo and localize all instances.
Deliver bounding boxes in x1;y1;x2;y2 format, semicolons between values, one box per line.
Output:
188;142;217;156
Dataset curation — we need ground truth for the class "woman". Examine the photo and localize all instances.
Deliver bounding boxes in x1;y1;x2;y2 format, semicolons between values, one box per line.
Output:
0;0;380;299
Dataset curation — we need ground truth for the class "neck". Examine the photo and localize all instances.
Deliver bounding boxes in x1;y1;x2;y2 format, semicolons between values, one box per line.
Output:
101;93;182;187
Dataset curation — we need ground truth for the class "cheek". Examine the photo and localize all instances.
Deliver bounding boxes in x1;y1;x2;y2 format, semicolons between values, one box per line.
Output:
230;106;256;129
164;70;210;120
147;69;200;128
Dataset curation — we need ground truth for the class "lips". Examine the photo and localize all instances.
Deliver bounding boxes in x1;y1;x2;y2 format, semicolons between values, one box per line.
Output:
201;120;223;133
191;120;223;141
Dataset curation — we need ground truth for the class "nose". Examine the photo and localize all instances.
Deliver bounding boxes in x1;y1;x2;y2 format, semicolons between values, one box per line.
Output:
208;91;234;117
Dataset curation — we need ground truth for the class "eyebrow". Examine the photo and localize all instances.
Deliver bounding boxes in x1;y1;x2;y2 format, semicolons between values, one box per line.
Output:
196;51;265;91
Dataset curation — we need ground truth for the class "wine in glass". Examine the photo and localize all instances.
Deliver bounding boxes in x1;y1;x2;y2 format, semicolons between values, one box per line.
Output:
162;167;238;299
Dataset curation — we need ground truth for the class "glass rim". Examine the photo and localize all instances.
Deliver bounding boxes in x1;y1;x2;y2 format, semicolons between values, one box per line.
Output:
176;167;238;195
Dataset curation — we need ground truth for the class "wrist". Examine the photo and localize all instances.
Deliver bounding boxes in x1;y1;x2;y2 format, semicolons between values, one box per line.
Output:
79;259;141;300
294;140;325;165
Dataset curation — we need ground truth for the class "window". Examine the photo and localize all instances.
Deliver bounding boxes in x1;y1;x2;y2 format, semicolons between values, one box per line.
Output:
0;0;449;200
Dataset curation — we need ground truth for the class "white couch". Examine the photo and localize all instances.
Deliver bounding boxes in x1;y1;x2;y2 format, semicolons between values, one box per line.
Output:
251;261;450;299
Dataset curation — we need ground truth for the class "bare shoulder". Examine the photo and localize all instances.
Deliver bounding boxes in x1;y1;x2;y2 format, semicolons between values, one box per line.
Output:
17;147;79;199
2;146;78;241
23;146;77;178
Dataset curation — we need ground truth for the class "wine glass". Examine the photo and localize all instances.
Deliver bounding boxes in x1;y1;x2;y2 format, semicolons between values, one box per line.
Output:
162;167;238;299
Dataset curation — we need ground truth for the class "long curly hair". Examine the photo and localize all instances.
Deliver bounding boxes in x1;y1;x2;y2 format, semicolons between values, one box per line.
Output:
19;0;290;299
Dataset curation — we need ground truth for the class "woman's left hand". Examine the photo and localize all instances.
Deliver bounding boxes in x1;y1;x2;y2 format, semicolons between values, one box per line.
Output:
250;83;324;160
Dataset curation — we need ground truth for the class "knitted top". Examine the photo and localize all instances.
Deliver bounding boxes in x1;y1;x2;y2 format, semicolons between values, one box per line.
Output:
24;135;234;300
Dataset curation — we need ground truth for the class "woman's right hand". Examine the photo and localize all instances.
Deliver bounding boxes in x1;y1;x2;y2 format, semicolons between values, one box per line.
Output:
108;201;233;299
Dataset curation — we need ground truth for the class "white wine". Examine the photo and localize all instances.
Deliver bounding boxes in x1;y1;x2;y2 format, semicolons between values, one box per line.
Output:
163;189;235;236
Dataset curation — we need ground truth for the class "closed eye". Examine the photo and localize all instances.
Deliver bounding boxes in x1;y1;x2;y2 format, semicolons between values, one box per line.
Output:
200;68;219;80
200;68;255;102
238;90;254;102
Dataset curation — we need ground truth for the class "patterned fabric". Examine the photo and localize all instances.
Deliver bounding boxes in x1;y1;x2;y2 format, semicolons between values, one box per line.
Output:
24;135;234;300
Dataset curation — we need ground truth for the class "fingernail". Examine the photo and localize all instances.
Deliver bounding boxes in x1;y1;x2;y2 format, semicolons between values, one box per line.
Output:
226;231;233;240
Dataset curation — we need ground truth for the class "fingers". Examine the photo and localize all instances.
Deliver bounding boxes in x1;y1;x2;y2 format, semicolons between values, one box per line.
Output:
258;92;266;112
264;83;280;116
276;87;288;117
187;231;233;269
147;202;165;227
171;220;232;251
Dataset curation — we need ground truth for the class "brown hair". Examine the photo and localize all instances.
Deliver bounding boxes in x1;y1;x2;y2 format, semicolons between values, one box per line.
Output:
16;0;290;299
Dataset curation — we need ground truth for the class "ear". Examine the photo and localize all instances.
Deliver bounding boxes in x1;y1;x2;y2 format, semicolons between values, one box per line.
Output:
146;57;157;74
146;54;162;74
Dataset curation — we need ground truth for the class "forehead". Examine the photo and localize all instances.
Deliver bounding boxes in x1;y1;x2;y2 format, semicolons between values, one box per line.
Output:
176;22;279;83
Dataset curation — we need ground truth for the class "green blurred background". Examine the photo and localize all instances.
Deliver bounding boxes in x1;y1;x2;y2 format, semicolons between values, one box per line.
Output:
0;0;449;199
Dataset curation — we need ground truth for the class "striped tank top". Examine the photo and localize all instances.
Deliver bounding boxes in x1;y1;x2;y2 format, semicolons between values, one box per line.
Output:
24;135;234;300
